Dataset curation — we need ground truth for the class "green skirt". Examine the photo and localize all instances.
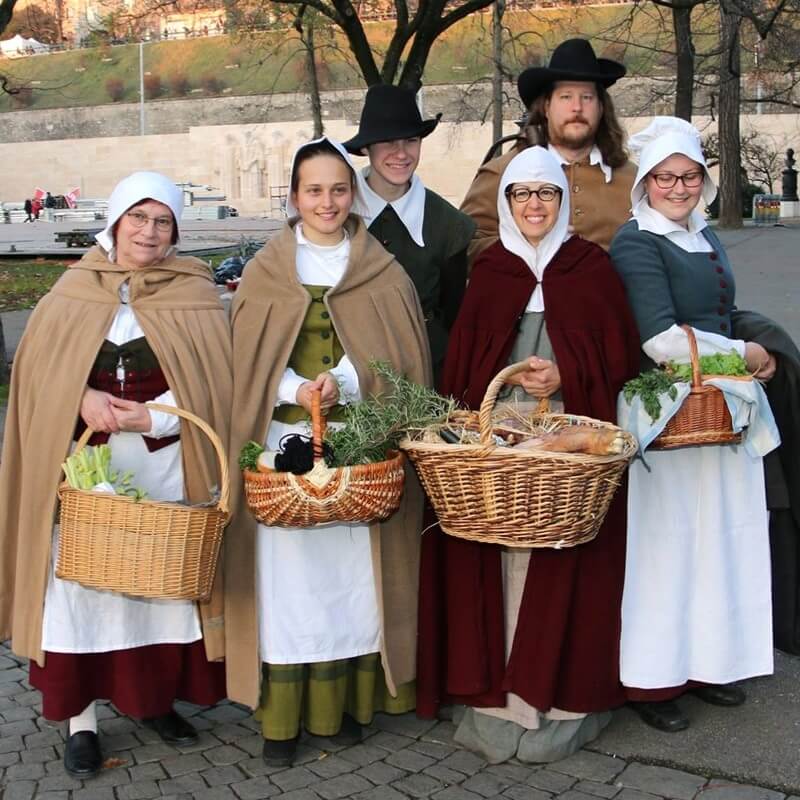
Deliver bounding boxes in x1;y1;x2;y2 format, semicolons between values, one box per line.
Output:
255;652;415;740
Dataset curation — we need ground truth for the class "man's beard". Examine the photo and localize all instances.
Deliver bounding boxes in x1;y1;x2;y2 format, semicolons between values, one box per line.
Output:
549;119;599;151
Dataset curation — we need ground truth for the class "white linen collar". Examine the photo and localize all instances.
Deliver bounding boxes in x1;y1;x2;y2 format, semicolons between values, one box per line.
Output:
632;198;711;253
356;168;427;247
548;143;612;184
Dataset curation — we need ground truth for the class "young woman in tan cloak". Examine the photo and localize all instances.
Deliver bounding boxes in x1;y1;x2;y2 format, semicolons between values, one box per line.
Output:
0;172;232;778
225;137;432;767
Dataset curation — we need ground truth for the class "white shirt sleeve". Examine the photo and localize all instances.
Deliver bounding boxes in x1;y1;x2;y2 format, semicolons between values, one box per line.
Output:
643;324;746;364
275;367;308;407
328;355;362;404
145;390;182;438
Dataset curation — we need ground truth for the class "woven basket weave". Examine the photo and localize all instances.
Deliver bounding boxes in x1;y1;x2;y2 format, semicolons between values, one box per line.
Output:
400;361;637;548
243;390;406;527
56;403;229;601
650;325;747;450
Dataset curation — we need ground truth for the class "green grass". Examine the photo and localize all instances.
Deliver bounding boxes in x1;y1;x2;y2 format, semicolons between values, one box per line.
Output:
0;384;8;404
0;4;729;113
0;260;69;311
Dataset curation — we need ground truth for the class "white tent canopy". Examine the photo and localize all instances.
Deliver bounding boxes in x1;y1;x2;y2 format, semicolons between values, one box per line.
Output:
0;34;50;58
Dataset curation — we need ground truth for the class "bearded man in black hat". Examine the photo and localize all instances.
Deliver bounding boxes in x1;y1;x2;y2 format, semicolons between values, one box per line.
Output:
344;84;475;386
462;38;637;262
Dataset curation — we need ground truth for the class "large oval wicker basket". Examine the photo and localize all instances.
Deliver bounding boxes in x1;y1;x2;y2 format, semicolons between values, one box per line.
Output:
400;361;638;548
243;390;406;528
650;325;748;450
56;403;229;601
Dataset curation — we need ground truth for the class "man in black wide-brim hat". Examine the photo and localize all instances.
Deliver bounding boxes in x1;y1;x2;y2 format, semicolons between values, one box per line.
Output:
461;38;637;262
344;84;475;387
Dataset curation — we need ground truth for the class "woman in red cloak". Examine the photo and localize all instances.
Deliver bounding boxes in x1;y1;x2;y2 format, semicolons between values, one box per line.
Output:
416;146;640;763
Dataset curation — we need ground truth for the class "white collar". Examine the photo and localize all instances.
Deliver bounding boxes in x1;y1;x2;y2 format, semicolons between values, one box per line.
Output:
295;222;349;251
632;198;711;252
356;168;427;247
548;143;612;184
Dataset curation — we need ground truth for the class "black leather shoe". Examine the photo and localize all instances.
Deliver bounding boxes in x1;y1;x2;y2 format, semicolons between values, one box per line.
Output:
329;713;362;746
629;700;690;732
262;736;298;767
142;710;198;745
689;684;746;706
64;731;103;778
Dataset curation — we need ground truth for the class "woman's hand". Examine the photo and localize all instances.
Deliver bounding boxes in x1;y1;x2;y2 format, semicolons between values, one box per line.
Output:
108;397;153;432
507;356;561;398
296;372;340;414
80;387;121;434
744;342;777;382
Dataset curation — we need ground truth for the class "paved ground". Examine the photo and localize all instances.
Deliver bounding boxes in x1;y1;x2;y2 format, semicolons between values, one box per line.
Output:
1;221;800;799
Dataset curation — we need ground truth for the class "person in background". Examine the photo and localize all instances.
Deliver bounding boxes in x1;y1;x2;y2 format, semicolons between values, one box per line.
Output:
461;38;636;262
343;84;475;386
24;198;33;222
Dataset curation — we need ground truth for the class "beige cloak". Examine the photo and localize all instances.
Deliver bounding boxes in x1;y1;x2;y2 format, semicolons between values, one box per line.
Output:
225;215;432;708
0;247;232;665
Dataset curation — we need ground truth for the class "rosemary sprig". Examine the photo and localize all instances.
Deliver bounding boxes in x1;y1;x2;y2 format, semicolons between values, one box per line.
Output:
324;361;455;467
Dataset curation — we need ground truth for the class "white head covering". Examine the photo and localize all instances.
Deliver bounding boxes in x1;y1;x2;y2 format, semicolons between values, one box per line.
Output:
95;171;183;256
497;146;571;312
285;136;370;219
628;117;717;208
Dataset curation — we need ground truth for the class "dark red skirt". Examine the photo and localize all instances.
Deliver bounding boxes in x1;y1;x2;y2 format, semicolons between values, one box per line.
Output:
29;641;226;721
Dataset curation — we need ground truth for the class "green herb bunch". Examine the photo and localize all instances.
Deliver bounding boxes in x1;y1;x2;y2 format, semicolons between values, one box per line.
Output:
325;361;454;467
623;350;749;423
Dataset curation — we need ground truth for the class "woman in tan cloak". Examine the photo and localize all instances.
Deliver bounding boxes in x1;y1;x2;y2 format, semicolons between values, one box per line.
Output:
225;137;432;767
0;172;232;779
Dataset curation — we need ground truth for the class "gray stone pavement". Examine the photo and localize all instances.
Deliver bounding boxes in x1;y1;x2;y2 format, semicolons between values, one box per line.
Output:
2;223;800;798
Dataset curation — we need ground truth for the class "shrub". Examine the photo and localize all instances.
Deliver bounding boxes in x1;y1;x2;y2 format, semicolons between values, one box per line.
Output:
200;72;223;94
11;87;34;108
143;73;162;99
169;70;191;96
105;77;125;101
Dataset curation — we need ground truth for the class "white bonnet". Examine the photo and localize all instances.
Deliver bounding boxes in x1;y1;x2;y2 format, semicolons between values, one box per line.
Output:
629;117;717;207
96;171;184;253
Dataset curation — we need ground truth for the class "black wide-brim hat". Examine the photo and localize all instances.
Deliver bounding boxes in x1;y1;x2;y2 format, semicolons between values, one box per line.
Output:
343;84;442;155
517;38;626;109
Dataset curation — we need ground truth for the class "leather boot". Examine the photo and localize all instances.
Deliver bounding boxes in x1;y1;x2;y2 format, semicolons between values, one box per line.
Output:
689;684;746;706
629;700;689;732
142;709;198;745
262;736;298;767
64;731;103;778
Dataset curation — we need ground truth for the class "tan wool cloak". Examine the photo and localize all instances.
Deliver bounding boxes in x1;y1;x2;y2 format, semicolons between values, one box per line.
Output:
0;247;232;665
225;215;433;708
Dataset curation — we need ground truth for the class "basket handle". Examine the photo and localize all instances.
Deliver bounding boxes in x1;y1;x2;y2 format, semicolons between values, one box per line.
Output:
311;389;327;461
680;324;702;388
72;403;230;515
478;361;552;446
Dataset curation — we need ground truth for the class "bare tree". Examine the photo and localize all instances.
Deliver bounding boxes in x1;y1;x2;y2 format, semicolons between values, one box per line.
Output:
268;0;496;88
718;1;743;226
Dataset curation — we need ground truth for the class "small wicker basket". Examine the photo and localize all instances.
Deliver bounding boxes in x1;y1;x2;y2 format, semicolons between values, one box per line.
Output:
400;361;638;548
243;390;406;528
56;403;229;602
650;325;747;450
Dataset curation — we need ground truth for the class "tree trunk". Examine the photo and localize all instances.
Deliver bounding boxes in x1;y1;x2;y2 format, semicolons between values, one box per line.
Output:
303;19;324;138
672;3;695;120
0;318;8;386
718;2;743;228
492;0;506;142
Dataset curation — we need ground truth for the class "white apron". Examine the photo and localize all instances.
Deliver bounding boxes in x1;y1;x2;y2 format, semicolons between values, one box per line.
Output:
41;295;201;652
620;443;773;688
256;420;380;664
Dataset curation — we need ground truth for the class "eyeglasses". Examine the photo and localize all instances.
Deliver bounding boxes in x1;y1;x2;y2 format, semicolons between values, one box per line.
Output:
125;210;174;232
649;171;704;189
505;185;562;204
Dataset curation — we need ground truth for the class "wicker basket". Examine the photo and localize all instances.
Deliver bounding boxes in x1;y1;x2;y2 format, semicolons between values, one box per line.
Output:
56;403;229;601
650;325;747;450
243;390;406;528
400;361;638;548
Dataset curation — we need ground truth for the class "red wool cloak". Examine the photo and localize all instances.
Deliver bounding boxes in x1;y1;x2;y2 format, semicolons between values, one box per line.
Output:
417;236;641;717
